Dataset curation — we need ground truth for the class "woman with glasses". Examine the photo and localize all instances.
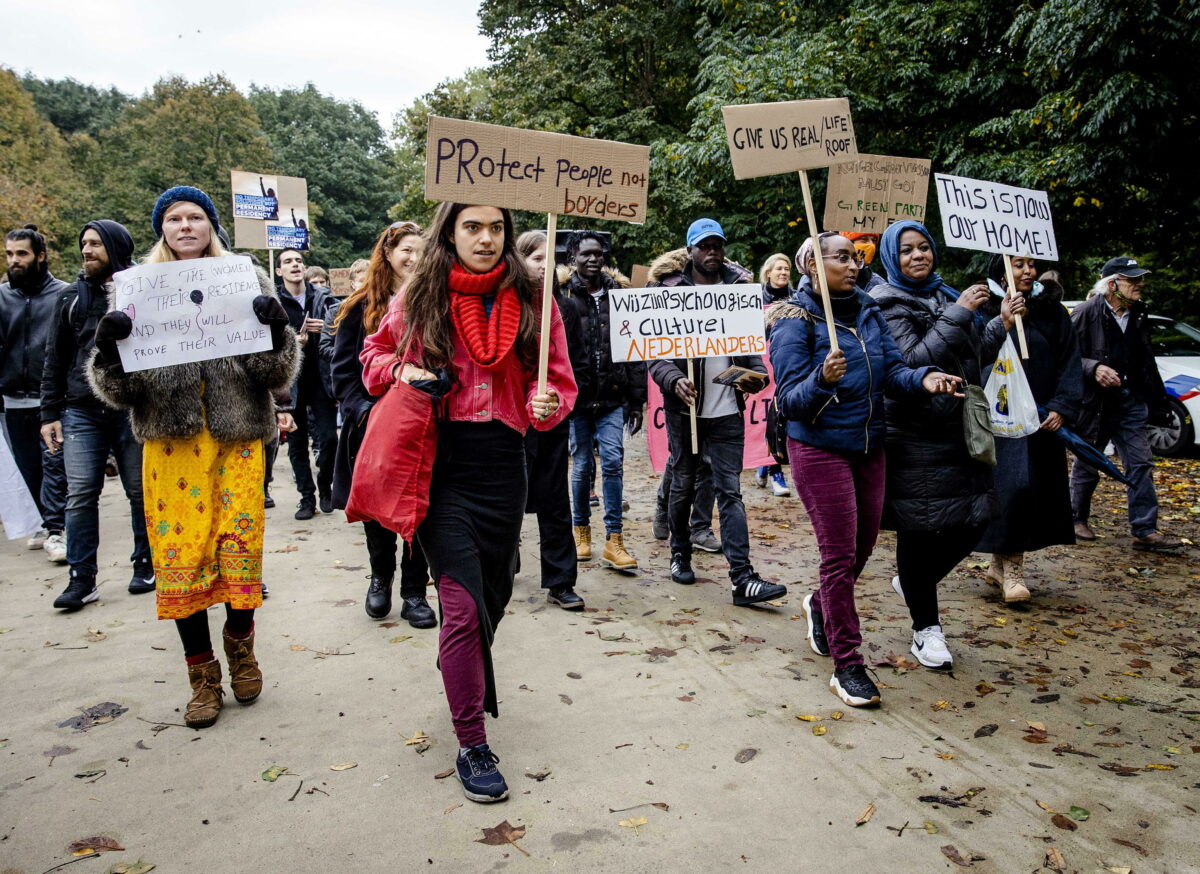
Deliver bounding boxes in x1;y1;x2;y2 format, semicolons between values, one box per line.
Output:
769;231;963;708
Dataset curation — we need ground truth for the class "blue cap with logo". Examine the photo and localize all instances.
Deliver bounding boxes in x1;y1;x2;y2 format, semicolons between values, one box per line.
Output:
687;218;726;248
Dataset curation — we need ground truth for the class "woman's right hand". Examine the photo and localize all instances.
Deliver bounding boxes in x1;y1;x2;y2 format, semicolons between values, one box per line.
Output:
1000;289;1027;331
956;283;990;312
821;349;846;385
394;362;436;384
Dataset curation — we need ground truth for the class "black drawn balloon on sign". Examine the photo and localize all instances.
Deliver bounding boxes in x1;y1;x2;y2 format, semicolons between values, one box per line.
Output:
190;289;206;342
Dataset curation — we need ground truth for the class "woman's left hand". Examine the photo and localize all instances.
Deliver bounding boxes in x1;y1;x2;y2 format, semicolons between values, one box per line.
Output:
922;371;964;397
1039;410;1064;432
531;389;559;421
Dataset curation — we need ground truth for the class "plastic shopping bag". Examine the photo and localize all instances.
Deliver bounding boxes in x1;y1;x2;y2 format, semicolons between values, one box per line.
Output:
983;335;1040;438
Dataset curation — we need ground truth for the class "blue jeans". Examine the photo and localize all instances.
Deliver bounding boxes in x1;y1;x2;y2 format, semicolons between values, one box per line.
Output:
1070;390;1158;537
5;407;66;532
61;406;151;578
569;407;626;533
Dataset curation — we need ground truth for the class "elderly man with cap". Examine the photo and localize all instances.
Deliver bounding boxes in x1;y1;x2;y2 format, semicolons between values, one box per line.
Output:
1069;256;1182;551
646;219;785;606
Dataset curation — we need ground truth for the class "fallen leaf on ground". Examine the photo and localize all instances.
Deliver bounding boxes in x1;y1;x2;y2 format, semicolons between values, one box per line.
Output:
105;862;155;874
940;845;972;867
559;694;573;705
932;700;949;711
974;724;998;738
855;803;876;826
58;702;129;733
1111;838;1148;856
433;768;453;779
795;714;821;722
871;652;920;672
566;671;582;679
746;709;766;717
831;711;844;720
1050;813;1077;831
443;803;462;815
477;820;530;856
525;769;551;781
261;765;289;782
68;836;124;855
1105;867;1132;873
1144;763;1176;770
403;731;428;746
923;822;939;834
389;635;412;644
43;745;77;764
1045;848;1066;871
936;752;954;760
734;748;757;764
1068;805;1090;821
975;682;995;697
85;628;107;642
1099;762;1141;776
274;544;299;553
812;725;827;736
329;762;357;771
618;816;648;835
1035;800;1055;812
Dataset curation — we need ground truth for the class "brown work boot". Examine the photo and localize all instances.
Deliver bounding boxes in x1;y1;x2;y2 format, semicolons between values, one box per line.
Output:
601;532;638;572
1132;531;1183;552
985;554;1003;587
573;525;592;562
1073;522;1097;541
223;628;263;704
1001;553;1030;603
185;659;225;728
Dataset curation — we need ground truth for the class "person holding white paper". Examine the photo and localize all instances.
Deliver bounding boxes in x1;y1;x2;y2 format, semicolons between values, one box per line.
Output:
87;186;300;729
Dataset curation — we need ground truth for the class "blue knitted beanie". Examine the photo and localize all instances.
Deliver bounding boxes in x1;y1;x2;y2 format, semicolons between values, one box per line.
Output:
151;186;221;238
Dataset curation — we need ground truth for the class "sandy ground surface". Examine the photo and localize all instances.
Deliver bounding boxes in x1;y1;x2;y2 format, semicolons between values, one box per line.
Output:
1;444;1199;874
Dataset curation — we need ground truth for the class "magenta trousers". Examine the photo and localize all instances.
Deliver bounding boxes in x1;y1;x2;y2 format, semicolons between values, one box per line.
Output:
788;440;886;669
436;575;487;747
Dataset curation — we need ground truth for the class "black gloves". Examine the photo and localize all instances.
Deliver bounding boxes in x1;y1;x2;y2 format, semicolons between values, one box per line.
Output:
252;294;291;351
94;311;133;372
625;404;644;436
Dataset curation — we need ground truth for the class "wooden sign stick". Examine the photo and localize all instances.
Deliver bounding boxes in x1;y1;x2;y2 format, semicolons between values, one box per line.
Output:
536;213;558;396
685;359;699;454
1001;254;1030;360
268;249;275;284
798;170;839;353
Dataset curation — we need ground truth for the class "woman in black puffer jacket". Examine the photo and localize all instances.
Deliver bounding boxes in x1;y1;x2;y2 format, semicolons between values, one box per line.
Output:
871;220;996;672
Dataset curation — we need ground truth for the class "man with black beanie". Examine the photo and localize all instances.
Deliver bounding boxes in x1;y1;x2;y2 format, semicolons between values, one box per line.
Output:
40;220;154;610
1;225;69;559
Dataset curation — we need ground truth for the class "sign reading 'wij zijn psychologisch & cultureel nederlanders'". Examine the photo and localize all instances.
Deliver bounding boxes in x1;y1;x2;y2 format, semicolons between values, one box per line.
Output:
607;284;766;363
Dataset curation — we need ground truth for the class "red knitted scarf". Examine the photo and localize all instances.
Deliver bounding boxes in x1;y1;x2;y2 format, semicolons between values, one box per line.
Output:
447;261;520;368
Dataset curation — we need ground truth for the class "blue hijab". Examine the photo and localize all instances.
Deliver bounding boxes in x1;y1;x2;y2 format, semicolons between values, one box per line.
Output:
879;220;955;301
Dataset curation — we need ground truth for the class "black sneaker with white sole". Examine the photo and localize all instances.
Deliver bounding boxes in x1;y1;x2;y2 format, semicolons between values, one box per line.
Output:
455;744;509;803
802;593;830;656
128;558;156;594
54;575;99;611
830;664;881;707
670;552;695;585
731;573;786;606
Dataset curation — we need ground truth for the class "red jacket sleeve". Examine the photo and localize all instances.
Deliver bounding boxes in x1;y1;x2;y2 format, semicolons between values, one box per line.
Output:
526;297;578;431
359;307;403;396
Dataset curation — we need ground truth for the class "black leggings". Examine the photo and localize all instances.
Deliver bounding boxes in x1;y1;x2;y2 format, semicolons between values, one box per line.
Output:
895;525;986;630
175;606;255;658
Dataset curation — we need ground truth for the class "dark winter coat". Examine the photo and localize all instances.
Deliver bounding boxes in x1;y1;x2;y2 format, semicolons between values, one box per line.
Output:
329;300;374;510
870;282;994;531
646;247;766;415
1070;293;1166;444
563;269;646;414
0;270;69;401
277;281;335;400
767;279;932;455
87;268;300;444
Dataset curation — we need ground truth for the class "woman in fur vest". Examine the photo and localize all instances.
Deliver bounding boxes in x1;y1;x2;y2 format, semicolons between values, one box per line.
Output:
87;186;299;728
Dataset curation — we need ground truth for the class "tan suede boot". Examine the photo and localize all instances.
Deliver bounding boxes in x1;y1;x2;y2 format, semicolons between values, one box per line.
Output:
1001;553;1030;602
985;554;1004;587
185;659;225;728
602;532;638;571
223;628;263;704
573;525;592;562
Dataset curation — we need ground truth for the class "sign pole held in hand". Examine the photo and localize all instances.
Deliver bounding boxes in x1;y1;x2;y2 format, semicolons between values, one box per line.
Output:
685;359;699;454
536;213;558;396
1001;254;1030;359
798;169;839;354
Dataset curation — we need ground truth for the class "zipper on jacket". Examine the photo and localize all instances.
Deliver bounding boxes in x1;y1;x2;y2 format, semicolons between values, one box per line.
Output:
827;317;874;451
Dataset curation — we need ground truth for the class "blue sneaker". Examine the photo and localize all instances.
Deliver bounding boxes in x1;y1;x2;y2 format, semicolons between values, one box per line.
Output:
455;744;509;803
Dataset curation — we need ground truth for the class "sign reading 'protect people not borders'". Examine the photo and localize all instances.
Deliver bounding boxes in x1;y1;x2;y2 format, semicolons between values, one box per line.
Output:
424;116;651;223
607;285;767;363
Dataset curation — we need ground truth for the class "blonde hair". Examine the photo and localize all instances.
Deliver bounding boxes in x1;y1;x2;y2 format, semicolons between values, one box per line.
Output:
348;258;370;279
142;219;228;264
759;252;791;286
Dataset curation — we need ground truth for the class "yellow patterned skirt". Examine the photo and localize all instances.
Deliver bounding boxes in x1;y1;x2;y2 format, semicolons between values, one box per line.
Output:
143;430;265;620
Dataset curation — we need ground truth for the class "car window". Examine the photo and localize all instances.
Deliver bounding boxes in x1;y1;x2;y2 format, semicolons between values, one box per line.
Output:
1150;317;1200;357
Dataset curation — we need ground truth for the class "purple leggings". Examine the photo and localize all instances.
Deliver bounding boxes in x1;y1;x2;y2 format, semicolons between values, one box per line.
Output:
436;575;487;747
788;440;886;669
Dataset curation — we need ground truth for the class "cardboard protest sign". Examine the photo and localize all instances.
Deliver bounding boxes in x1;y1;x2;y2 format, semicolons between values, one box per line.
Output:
608;284;766;363
111;255;271;372
231;171;308;249
630;264;649;289
721;98;858;179
823;155;932;233
329;267;353;297
933;173;1058;260
266;205;310;251
423;116;650;223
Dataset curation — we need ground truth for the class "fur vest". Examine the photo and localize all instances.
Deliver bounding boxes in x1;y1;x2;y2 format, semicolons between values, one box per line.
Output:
87;267;300;444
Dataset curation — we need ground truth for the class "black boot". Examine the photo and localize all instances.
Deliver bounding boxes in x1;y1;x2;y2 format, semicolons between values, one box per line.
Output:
400;596;437;629
295;495;316;520
365;574;393;619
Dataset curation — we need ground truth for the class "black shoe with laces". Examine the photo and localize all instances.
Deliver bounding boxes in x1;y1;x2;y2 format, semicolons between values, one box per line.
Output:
731;572;786;606
670;552;695;585
263;489;275;509
830;664;881;707
802;593;829;656
365;574;393;619
319;493;334;514
547;586;585;609
54;574;98;611
455;744;509;803
295;496;316;520
128;558;156;594
400;595;437;628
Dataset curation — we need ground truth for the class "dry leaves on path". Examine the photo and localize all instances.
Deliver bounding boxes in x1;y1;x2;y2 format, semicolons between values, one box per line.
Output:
476;820;529;856
105;862;155;874
618;816;648;835
329;762;357;771
43;745;77;765
57;701;128;732
734;748;757;764
67;836;124;855
855;804;876;826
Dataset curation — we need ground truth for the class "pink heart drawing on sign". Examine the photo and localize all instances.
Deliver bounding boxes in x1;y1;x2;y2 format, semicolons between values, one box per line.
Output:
122;304;136;320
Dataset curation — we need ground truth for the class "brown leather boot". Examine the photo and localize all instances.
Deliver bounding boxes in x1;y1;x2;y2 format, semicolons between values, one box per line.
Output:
573;525;592;562
602;532;638;571
185;659;225;728
223;628;263;704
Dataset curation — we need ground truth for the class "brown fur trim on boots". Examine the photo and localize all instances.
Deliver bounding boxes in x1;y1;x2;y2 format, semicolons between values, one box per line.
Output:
223;628;263;704
185;659;225;728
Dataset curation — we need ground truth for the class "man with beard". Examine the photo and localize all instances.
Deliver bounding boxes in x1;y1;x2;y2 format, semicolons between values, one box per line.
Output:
647;219;786;607
41;220;154;610
1;225;68;560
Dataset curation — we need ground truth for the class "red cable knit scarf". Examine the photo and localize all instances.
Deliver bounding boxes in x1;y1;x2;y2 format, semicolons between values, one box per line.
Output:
447;261;520;368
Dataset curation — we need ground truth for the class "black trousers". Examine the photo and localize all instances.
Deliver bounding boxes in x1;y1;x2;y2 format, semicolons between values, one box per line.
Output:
175;605;254;658
364;520;431;600
288;386;337;499
894;524;987;630
524;422;576;590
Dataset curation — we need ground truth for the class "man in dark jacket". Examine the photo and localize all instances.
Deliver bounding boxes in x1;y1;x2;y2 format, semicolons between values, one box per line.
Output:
40;220;153;610
2;225;69;559
275;247;337;519
647;219;785;607
564;230;647;573
1069;257;1181;551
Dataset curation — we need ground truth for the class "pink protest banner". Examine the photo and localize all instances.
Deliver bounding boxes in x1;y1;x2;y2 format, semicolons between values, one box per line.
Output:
644;358;777;473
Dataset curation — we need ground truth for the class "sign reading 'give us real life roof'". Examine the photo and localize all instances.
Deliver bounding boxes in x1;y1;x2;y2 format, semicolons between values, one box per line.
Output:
424;116;651;223
721;98;858;179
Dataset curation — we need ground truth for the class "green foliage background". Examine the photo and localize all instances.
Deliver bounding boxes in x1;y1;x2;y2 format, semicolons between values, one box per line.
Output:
3;0;1197;317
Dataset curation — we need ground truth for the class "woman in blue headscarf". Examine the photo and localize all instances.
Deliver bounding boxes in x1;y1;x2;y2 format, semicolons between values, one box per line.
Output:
870;220;996;672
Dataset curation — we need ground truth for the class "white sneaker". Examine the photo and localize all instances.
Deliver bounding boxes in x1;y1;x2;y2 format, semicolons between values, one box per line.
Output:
911;625;953;670
44;532;67;563
27;528;48;549
769;472;791;497
891;574;905;604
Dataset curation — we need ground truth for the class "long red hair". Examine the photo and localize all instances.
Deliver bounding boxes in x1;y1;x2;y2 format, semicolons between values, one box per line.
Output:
332;221;423;335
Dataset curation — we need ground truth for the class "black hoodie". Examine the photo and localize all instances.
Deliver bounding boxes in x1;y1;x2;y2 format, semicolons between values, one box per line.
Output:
40;220;135;421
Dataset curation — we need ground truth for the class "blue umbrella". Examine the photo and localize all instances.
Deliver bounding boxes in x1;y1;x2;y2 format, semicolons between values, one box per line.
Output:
1037;406;1132;486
